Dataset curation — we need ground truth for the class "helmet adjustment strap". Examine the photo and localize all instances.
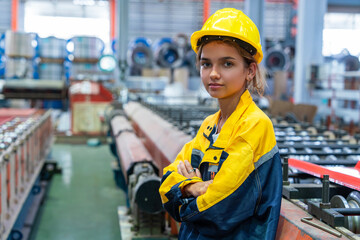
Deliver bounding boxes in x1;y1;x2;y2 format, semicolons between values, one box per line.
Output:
197;35;257;56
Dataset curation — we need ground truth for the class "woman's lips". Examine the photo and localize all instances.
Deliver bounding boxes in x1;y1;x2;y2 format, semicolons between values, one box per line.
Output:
209;83;222;89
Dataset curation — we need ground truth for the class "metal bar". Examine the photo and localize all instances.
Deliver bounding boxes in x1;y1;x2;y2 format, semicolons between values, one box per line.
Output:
283;157;290;185
321;175;331;209
301;217;342;238
331;208;360;215
288;158;360;191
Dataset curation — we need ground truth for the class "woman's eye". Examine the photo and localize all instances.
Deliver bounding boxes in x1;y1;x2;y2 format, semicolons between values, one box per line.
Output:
224;62;233;67
201;62;211;68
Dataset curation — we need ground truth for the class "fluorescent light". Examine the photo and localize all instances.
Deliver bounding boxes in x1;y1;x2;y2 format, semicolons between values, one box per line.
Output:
73;0;96;6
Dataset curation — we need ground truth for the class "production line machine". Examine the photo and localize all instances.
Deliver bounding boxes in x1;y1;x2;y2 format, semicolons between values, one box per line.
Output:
109;99;360;239
0;109;53;240
109;112;165;239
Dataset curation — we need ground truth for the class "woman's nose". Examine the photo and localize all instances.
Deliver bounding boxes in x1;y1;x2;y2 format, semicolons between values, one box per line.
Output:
210;67;220;80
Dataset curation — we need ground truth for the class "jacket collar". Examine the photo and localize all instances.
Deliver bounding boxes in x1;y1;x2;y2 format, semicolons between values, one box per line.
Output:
203;90;253;149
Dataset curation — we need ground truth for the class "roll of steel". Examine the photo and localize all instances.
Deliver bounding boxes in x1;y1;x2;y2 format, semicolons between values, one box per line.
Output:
67;36;104;59
38;36;67;59
127;37;153;68
5;58;34;79
153;38;183;68
4;31;37;58
38;63;64;80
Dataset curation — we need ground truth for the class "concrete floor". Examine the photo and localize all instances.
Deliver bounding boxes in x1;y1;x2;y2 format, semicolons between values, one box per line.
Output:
30;143;126;240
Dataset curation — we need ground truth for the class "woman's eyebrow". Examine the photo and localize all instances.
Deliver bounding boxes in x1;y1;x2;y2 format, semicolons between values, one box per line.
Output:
221;56;236;60
200;56;236;61
200;57;210;61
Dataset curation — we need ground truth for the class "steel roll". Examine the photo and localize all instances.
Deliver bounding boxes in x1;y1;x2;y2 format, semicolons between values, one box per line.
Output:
38;36;67;59
67;36;104;59
38;63;64;80
4;31;37;58
5;58;34;79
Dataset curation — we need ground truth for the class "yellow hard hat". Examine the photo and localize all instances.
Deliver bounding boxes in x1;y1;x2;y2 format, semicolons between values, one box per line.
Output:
191;8;263;63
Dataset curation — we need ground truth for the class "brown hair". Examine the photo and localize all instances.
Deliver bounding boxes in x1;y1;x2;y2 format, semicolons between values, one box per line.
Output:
196;38;266;96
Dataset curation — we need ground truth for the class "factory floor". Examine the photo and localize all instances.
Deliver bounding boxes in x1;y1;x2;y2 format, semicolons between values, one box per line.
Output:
30;143;126;240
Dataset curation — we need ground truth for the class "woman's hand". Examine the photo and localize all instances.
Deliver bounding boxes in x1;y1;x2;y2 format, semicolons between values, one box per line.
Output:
177;160;201;178
182;180;213;198
177;160;212;198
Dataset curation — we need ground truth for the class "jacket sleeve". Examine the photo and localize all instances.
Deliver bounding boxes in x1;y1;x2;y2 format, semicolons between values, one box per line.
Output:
159;138;203;221
177;137;282;238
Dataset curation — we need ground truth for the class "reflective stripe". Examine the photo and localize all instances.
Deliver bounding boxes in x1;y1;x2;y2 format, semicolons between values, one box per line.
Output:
254;145;279;169
192;149;204;159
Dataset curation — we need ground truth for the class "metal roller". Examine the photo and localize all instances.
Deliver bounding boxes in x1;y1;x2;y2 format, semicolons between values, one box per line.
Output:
110;114;164;236
131;163;162;214
347;191;360;233
330;195;353;231
0;109;53;240
265;46;290;73
124;102;192;172
330;194;360;233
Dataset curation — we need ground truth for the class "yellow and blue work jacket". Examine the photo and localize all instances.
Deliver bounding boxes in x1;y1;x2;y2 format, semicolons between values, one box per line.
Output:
159;90;282;240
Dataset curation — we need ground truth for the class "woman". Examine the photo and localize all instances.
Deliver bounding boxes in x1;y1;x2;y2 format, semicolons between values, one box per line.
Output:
159;8;282;240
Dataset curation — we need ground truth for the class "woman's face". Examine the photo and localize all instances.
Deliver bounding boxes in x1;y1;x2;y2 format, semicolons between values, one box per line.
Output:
199;41;252;100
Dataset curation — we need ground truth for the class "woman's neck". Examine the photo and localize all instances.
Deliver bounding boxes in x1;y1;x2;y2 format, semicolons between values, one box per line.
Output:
218;90;244;121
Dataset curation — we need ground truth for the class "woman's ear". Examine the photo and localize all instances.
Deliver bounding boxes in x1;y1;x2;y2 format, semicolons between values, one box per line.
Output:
247;62;257;80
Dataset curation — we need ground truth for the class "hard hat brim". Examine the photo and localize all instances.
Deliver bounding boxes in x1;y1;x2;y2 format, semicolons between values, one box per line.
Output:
190;30;263;64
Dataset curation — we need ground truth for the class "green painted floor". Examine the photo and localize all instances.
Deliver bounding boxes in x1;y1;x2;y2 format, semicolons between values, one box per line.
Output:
31;143;126;240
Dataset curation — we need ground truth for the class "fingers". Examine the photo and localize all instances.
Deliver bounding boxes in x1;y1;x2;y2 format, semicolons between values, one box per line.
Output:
177;161;186;176
184;160;200;178
178;160;199;178
184;160;192;172
195;168;201;178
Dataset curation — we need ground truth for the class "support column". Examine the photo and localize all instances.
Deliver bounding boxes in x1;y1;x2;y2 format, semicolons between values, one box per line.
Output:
244;0;266;63
110;0;116;41
294;0;327;103
11;0;18;31
203;0;210;24
117;0;129;82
